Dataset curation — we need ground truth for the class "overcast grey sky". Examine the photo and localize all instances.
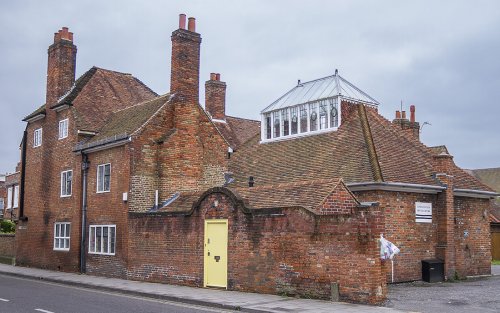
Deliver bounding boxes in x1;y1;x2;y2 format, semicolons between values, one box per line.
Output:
1;0;499;174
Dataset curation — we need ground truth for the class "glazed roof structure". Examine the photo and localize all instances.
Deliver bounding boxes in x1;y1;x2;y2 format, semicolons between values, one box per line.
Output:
261;70;379;114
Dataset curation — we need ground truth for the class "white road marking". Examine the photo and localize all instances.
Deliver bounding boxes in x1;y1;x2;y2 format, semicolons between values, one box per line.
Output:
35;309;55;313
0;298;9;302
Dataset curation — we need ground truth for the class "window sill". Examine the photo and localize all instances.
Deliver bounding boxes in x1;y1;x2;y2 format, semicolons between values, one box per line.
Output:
53;248;70;252
96;190;111;194
60;195;72;198
88;252;115;256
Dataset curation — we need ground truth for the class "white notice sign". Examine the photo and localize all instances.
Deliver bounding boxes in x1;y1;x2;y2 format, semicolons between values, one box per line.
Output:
415;202;432;223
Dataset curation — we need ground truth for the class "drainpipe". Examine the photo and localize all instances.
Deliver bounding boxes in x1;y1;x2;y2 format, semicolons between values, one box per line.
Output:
19;130;28;221
80;153;89;273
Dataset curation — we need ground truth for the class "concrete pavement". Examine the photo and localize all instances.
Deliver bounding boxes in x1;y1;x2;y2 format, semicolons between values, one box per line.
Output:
0;264;400;313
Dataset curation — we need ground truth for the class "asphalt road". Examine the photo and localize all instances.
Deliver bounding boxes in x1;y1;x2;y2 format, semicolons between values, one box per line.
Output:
386;267;500;313
0;274;232;313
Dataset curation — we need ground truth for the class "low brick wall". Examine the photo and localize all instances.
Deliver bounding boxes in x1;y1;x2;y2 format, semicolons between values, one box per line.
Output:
0;233;15;257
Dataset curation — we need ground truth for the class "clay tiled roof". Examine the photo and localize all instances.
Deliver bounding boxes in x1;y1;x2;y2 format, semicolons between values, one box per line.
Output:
213;116;260;150
23;67;157;129
469;168;500;193
229;104;380;188
23;104;46;122
229;102;492;193
233;179;350;211
80;94;170;147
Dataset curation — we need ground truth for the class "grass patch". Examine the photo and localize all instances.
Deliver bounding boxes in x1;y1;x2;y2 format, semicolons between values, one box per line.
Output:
492;260;500;265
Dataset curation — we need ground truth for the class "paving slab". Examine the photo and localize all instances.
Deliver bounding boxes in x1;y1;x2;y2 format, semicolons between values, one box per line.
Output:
0;263;401;313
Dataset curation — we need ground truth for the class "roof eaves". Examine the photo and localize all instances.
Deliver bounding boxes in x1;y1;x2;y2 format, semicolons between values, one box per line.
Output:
347;181;446;194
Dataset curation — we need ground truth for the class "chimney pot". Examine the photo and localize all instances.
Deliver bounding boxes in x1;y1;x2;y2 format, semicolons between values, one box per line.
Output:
395;110;401;119
401;111;407;119
215;73;220;81
210;73;217;81
188;17;196;32
410;105;416;123
179;14;186;29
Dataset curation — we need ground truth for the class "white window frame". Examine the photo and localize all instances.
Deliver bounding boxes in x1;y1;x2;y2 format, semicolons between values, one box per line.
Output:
60;170;73;197
13;185;19;208
89;225;116;255
58;118;69;139
260;97;342;143
96;163;111;193
7;187;12;209
34;128;42;147
54;222;71;251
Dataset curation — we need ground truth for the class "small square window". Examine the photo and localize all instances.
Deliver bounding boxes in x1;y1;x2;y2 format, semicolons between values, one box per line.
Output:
34;128;42;147
97;164;111;193
58;119;69;139
61;170;73;197
54;222;70;251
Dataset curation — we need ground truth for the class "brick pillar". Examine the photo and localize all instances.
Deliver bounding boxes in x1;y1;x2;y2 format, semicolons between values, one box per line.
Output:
170;14;201;104
46;27;77;106
433;153;456;279
205;73;226;120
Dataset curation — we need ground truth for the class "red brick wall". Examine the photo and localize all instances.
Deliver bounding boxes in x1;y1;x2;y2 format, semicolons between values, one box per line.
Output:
0;234;15;257
127;189;386;304
355;190;438;282
318;181;359;214
85;145;131;277
129;103;229;212
454;196;491;277
16;107;82;272
354;190;491;282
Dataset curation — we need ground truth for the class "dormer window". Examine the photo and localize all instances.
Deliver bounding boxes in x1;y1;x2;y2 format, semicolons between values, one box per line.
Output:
260;71;379;143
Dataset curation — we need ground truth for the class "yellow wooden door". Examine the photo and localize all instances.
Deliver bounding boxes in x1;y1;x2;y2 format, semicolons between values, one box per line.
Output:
204;219;228;288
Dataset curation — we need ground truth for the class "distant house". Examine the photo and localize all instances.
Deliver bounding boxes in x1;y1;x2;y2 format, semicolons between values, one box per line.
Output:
468;168;500;260
1;165;20;220
15;14;498;304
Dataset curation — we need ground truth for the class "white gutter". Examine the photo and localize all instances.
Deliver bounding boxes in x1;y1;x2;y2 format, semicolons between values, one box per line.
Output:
347;181;446;194
453;189;499;199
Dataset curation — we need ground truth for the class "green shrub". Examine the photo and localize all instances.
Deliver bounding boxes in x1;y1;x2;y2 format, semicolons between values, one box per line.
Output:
0;220;15;233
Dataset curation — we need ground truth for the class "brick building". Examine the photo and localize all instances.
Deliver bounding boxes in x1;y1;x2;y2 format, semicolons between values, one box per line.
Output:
2;165;21;220
15;15;497;304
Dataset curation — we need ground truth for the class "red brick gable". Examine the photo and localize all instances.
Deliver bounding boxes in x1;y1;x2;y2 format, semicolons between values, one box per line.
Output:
317;179;360;215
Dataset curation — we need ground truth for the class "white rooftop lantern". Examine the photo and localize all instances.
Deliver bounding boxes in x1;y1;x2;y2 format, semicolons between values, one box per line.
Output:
260;70;379;143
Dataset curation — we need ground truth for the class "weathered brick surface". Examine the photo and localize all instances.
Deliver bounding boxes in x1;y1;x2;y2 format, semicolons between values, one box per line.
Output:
0;234;15;257
85;145;130;277
355;190;491;282
453;196;491;277
205;74;226;120
127;189;386;304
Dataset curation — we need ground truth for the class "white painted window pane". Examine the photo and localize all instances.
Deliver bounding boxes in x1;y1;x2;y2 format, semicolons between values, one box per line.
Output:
89;227;95;253
7;187;12;209
110;227;116;254
13;185;19;208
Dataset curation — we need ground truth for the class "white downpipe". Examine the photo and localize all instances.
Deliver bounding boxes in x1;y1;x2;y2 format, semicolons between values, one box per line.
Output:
155;190;158;208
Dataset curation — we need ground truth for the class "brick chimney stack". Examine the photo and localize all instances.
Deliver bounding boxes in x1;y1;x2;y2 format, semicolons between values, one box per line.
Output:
46;27;77;107
205;73;227;120
392;105;420;141
170;14;201;104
